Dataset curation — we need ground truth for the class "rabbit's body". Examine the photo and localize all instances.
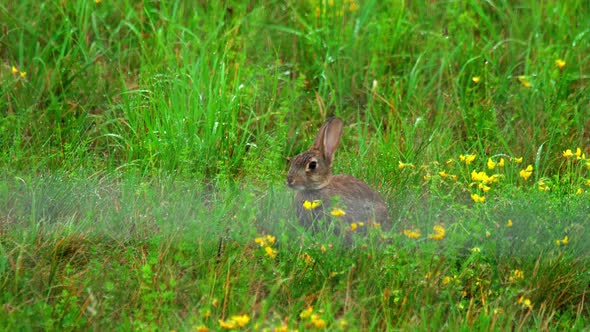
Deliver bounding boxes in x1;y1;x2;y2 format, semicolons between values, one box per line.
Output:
294;175;389;230
287;117;389;233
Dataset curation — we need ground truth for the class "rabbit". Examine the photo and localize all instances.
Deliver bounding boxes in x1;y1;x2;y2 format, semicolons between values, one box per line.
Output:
286;117;389;234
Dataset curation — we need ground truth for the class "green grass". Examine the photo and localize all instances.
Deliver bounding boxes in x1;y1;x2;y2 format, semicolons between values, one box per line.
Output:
1;0;589;330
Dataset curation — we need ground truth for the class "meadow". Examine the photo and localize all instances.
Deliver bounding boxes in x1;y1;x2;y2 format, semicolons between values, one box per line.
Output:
1;0;589;330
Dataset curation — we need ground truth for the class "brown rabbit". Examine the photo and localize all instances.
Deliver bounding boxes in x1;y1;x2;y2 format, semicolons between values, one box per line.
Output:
286;117;389;234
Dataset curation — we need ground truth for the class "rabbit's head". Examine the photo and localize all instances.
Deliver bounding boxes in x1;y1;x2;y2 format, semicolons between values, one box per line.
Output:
286;117;343;191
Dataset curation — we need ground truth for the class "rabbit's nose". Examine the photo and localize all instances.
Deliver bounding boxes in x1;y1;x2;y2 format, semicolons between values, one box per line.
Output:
286;176;294;186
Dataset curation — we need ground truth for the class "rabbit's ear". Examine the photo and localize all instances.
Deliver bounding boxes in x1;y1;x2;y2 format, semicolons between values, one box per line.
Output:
313;117;343;165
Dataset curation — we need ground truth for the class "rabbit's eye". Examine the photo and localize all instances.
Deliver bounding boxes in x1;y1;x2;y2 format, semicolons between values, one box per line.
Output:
308;160;317;170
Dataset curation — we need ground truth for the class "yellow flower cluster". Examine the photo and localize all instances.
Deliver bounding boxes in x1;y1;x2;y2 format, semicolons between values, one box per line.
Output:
471;193;486;203
459;154;477;165
218;314;250;329
487;157;505;169
349;222;364;232
562;147;586;160
330;208;346;217
442;276;452;286
299;307;326;328
471;169;500;194
442;274;459;286
403;228;421;239
303;200;321;210
519;165;533;181
555;235;569;246
508;269;524;282
555;59;566;69
428;225;445;240
255;235;277;259
11;65;27;78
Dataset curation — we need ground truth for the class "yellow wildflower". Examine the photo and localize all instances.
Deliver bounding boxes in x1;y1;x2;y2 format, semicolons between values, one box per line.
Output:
219;315;250;329
254;237;264;246
428;225;445;240
266;235;276;245
218;320;237;329
274;325;288;332
509;269;524;282
556;235;569;246
331;208;346;217
507;219;513;227
487;158;496;170
575;147;583;159
538;179;550;191
233;315;250;327
349;0;359;11
195;326;209;332
350;223;358;231
442;276;451;286
12;66;18;74
519;165;533;180
478;183;491;192
95;0;102;3
439;171;448;178
310;314;327;329
472;76;481;83
255;234;276;247
518;296;533;310
555;59;566;69
471;193;485;203
518;75;531;88
471;247;481;253
513;157;523;164
265;246;277;259
20;71;26;78
576;188;584;194
563;149;574;158
471;169;483;181
299;306;313;319
498;158;505;167
459;154;476;165
403;228;421;239
303;200;321;210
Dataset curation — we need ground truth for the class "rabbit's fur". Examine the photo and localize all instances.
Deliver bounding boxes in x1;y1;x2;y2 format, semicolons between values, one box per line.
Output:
286;117;389;233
